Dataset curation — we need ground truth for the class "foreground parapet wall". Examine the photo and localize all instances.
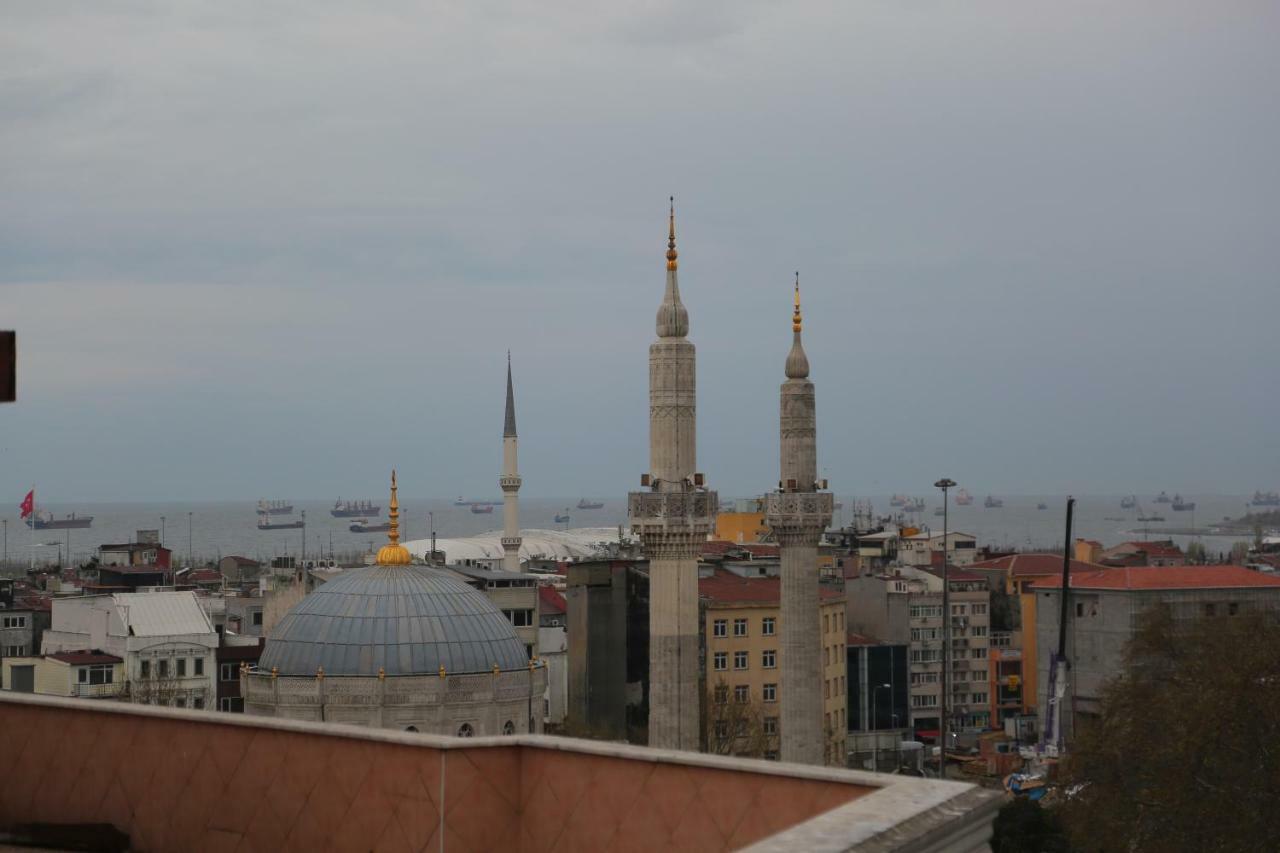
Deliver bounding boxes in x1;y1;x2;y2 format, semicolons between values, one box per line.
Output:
0;692;998;851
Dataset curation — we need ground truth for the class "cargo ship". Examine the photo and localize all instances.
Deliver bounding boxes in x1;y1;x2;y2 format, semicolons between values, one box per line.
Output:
470;504;494;514
331;499;382;518
954;489;973;506
25;511;93;530
1137;512;1165;523
576;499;604;510
889;494;908;508
454;496;471;506
1120;495;1137;509
1251;491;1280;507
901;497;925;513
1171;495;1196;512
257;516;304;531
349;519;392;533
554;511;570;524
257;499;293;515
1153;491;1172;504
984;496;1004;509
1037;503;1048;510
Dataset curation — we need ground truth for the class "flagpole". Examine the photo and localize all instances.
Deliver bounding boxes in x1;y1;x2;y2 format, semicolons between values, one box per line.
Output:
29;485;35;571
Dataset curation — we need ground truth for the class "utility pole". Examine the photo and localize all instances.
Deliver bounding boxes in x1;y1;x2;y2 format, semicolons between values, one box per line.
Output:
1043;497;1076;754
934;477;956;778
3;519;7;566
301;510;306;562
160;515;166;546
187;511;193;568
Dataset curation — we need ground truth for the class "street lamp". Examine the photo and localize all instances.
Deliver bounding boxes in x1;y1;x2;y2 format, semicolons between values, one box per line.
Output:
934;477;956;778
160;515;166;547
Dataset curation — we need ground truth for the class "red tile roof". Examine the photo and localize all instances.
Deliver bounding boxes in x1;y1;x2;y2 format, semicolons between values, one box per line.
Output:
700;569;842;605
48;650;122;665
13;595;52;612
538;585;566;615
186;570;223;583
1113;540;1185;558
920;566;986;583
969;554;1102;578
1031;565;1280;591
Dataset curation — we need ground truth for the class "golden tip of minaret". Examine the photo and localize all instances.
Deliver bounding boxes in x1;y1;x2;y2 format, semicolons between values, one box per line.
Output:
792;272;802;333
666;197;678;271
377;468;412;566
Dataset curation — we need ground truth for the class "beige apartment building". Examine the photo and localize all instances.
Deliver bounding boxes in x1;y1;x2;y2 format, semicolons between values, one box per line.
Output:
700;566;846;764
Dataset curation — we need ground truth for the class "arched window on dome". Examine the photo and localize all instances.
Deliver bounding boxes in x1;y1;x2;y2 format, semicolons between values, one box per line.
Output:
457;723;474;738
404;726;419;733
502;721;515;736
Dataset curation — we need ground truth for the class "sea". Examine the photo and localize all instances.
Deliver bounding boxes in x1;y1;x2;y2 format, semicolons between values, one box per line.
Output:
3;494;1267;568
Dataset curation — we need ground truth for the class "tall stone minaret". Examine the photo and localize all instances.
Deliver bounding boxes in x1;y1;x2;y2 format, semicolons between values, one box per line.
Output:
765;275;833;765
499;352;523;571
629;199;717;751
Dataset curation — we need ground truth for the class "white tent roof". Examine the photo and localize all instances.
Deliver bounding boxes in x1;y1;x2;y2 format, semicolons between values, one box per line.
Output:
402;527;621;564
113;591;215;637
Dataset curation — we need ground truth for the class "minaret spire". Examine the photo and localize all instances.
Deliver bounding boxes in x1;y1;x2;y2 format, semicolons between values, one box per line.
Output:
786;271;810;380
376;469;411;566
504;350;517;438
656;196;689;339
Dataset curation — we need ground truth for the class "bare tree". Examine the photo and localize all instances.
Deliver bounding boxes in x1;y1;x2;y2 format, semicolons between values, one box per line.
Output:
703;678;779;758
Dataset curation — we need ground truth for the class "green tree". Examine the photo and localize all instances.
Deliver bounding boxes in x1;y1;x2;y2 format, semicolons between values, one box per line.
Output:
991;798;1071;853
1059;607;1280;853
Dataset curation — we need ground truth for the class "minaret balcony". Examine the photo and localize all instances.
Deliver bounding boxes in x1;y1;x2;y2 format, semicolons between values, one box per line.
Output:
764;492;834;538
500;537;523;549
628;490;718;540
499;475;523;491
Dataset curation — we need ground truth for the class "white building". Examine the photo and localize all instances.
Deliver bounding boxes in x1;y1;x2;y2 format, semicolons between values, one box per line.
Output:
899;531;978;568
40;591;218;709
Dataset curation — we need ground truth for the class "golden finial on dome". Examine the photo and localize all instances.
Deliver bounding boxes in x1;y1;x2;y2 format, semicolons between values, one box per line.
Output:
792;271;802;333
376;469;412;566
666;196;678;271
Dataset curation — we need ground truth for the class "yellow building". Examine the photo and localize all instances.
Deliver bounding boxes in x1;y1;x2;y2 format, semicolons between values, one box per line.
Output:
1;650;125;699
715;511;768;544
700;568;846;764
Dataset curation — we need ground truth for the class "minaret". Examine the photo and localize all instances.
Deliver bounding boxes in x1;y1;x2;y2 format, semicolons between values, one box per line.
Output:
765;274;833;765
629;198;717;751
500;352;523;572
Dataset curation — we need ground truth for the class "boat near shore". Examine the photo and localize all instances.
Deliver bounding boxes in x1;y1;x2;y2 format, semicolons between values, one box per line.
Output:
349;519;392;533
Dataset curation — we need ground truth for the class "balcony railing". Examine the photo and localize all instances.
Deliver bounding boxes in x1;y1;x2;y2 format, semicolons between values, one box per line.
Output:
72;682;124;698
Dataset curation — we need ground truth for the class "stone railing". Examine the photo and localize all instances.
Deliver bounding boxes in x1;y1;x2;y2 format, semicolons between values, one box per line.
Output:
0;691;1000;853
764;492;834;539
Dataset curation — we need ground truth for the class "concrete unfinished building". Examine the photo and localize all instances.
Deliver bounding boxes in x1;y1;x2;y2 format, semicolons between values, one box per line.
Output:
628;200;717;751
765;277;833;765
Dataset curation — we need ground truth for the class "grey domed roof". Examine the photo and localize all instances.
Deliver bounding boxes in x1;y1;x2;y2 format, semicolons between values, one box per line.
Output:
258;564;529;677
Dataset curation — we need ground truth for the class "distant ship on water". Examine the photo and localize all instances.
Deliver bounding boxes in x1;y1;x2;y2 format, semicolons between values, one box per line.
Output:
349;519;392;533
470;504;494;515
984;496;1004;509
332;499;381;518
257;516;304;531
1153;491;1172;504
554;510;571;524
954;489;973;506
257;499;293;515
26;511;93;530
576;499;604;510
1251;491;1280;507
1171;494;1196;512
1120;495;1137;509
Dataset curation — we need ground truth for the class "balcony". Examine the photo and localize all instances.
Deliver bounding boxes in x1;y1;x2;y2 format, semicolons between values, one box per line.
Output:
71;682;124;699
0;692;1000;852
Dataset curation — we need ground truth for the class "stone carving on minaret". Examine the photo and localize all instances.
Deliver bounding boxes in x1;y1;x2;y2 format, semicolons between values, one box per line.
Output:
765;274;834;766
499;352;523;572
628;198;717;752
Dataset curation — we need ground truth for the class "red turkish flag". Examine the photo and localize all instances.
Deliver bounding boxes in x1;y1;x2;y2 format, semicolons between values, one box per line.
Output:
19;490;33;519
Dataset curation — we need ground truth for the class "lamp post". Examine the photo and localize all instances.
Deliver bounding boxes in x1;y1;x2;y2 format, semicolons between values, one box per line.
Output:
187;511;193;568
3;519;7;566
160;515;166;547
933;477;956;778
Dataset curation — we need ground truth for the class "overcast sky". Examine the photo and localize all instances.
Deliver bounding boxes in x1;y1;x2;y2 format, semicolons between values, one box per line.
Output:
2;1;1278;502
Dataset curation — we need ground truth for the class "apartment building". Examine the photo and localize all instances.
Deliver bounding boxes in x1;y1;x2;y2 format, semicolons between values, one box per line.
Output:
847;566;992;740
899;531;978;569
701;567;846;764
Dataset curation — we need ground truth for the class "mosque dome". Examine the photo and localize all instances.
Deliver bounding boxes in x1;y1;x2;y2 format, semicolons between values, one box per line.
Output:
258;469;528;677
257;562;529;677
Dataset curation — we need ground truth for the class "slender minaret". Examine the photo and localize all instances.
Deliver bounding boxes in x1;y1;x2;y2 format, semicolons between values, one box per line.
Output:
629;199;717;751
499;352;523;572
765;274;833;765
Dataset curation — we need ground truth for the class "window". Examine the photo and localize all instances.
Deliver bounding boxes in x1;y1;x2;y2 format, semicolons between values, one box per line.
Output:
972;604;987;615
177;659;187;677
733;618;748;637
824;680;830;699
4;645;24;657
1075;603;1085;618
141;660;151;678
764;751;779;761
174;698;186;708
251;610;264;627
714;684;728;704
713;652;727;671
763;716;778;736
1203;603;1217;617
195;658;204;676
763;683;777;702
78;664;114;685
713;619;727;638
733;651;748;670
714;720;729;740
911;694;938;708
762;617;775;636
973;647;987;659
193;697;204;710
158;660;169;678
972;625;987;637
762;650;776;669
457;723;474;737
219;697;244;712
823;614;829;633
2;616;26;629
220;663;237;682
971;692;988;705
1229;602;1239;616
503;609;534;627
503;721;515;736
734;685;749;704
823;647;829;666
